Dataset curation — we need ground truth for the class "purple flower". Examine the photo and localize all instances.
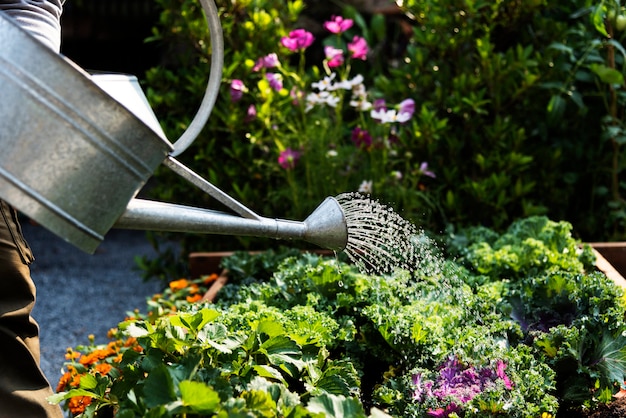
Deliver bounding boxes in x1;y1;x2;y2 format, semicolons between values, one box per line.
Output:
323;15;353;34
229;79;245;102
278;148;301;170
253;53;280;71
244;104;256;123
281;29;314;52
373;99;387;112
348;35;368;60
398;98;415;119
419;162;436;178
324;46;345;68
266;73;283;91
351;127;372;149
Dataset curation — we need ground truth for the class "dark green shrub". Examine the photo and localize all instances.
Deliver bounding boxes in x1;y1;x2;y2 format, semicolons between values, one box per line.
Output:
379;0;626;238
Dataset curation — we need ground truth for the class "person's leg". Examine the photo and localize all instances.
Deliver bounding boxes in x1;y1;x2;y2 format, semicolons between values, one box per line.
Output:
0;201;62;418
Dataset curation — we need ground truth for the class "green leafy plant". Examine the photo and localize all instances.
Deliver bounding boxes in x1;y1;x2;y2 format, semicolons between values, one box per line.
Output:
52;215;626;417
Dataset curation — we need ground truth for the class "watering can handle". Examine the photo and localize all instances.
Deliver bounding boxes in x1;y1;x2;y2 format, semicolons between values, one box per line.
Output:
169;0;224;157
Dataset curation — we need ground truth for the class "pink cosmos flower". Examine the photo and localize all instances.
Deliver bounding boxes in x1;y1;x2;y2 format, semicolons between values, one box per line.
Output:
419;162;436;178
281;29;314;52
229;79;245;102
373;99;387;112
398;98;415;119
266;73;283;91
324;46;345;68
253;53;280;72
244;104;256;123
278;148;301;170
348;35;368;60
323;15;353;34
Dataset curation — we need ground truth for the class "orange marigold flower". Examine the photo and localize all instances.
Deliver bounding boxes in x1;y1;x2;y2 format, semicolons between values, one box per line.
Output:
94;363;113;376
79;348;115;366
68;396;92;415
124;337;138;347
65;350;81;361
56;371;73;392
203;273;219;285
70;373;82;388
186;294;203;303
169;278;189;291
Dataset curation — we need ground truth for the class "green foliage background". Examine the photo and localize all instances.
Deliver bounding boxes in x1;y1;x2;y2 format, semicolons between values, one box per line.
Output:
141;0;626;262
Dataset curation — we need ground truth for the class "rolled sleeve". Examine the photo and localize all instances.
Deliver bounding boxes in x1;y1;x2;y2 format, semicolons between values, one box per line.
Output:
0;1;63;52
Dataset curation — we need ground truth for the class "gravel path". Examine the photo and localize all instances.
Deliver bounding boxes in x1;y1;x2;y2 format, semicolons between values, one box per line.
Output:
22;222;169;390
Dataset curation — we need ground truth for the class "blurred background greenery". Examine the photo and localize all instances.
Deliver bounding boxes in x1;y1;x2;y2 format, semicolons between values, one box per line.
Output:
60;0;626;277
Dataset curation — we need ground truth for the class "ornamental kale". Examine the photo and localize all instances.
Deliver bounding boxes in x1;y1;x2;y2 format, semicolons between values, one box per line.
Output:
412;357;513;417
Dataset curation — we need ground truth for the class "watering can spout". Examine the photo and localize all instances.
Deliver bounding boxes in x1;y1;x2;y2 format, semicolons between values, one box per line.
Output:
114;197;348;252
302;197;348;251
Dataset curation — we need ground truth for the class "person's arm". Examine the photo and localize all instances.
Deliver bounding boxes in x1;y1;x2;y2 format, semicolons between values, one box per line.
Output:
0;0;64;52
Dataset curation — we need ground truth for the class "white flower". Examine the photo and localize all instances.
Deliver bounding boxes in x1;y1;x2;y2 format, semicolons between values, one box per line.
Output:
371;108;412;123
358;180;373;194
305;91;340;111
350;96;372;111
311;73;337;91
352;82;367;97
348;74;364;87
326;149;338;157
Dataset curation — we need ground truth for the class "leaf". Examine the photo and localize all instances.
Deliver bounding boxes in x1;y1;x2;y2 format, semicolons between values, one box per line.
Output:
253;364;288;385
47;389;96;405
259;335;304;373
307;394;366;418
313;370;351;396
595;333;626;385
143;365;176;408
170;308;221;332
79;373;98;390
243;390;277;417
589;63;625;85
197;323;243;353
179;380;220;414
547;94;566;123
591;4;609;37
257;320;286;338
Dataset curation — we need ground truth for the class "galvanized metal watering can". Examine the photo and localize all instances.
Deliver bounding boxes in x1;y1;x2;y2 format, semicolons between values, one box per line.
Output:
0;0;348;254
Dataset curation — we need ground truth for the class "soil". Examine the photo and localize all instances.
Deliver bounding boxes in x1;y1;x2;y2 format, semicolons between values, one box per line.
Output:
579;398;626;418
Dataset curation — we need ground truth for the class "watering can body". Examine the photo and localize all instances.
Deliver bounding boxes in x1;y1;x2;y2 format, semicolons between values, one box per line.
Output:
0;13;172;252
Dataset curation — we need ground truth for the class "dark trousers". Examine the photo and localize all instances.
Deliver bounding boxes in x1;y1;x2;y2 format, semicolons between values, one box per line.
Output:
0;201;62;417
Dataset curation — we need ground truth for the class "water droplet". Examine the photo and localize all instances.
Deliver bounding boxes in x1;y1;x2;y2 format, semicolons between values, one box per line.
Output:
335;192;440;276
